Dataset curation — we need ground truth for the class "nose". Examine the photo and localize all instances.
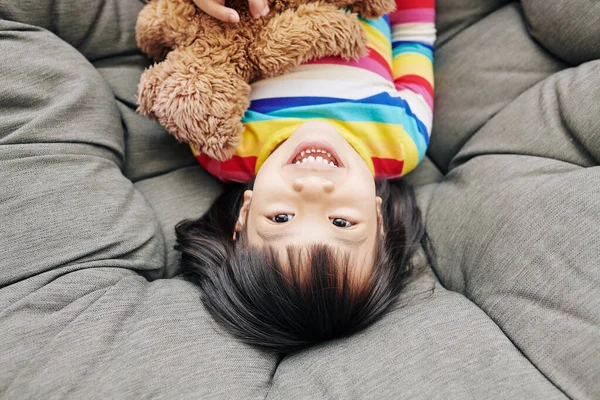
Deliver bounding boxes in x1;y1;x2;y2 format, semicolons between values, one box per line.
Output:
292;176;335;197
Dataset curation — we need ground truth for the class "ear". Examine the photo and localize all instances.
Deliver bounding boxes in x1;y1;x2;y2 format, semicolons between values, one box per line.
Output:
376;196;385;237
233;190;253;241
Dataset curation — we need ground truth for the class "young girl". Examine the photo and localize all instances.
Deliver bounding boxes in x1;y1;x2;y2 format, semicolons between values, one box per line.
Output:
176;0;436;352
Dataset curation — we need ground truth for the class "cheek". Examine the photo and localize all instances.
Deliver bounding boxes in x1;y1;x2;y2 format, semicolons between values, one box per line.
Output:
356;159;376;181
253;161;280;192
252;177;281;203
347;172;377;199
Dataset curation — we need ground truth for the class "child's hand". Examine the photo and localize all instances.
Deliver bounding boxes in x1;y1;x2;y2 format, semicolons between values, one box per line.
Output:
193;0;269;23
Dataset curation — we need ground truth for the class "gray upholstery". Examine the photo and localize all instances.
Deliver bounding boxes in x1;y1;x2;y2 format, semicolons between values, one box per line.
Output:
0;0;598;399
521;0;600;65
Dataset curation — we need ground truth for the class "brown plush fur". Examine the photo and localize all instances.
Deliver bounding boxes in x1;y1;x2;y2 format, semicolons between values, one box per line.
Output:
136;0;395;160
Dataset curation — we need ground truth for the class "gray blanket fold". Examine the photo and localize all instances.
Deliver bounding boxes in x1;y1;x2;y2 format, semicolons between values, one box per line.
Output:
1;0;598;398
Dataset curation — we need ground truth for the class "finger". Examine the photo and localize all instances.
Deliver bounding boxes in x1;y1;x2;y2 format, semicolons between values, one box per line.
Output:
248;0;268;18
193;0;240;22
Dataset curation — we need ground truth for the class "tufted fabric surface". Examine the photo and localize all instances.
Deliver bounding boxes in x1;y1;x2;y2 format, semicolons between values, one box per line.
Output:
1;0;598;398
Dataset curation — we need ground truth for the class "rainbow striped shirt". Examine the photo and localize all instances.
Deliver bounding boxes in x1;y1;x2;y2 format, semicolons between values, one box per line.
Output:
195;0;436;182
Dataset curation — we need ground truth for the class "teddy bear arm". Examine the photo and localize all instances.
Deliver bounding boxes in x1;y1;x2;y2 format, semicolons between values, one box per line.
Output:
136;0;173;61
136;0;201;61
138;46;250;161
350;0;397;20
250;4;368;78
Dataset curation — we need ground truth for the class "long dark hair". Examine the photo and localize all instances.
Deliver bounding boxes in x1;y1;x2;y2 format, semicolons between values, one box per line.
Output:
175;179;434;353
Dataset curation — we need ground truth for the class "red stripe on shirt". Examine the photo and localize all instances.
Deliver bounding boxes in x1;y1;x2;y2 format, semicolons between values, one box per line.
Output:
198;154;257;183
307;47;393;81
395;0;435;10
394;74;434;99
367;47;393;79
372;157;405;179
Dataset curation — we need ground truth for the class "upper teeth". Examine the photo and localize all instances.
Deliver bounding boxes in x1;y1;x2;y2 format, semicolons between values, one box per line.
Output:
293;148;338;167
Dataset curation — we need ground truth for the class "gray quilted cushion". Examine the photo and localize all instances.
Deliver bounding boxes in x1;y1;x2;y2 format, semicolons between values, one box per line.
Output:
522;0;600;65
1;0;598;398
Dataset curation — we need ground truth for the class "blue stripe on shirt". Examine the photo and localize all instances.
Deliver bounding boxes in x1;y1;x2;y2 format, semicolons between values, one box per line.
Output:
392;40;434;51
392;43;434;61
245;98;430;150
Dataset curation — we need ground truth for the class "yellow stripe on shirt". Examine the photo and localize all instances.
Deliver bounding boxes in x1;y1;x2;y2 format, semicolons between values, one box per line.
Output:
392;53;434;87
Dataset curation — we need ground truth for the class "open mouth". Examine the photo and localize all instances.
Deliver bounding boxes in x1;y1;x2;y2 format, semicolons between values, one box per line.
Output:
286;141;343;168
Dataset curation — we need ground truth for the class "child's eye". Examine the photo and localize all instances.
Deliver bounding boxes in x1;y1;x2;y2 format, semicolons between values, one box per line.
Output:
330;218;353;228
271;214;293;223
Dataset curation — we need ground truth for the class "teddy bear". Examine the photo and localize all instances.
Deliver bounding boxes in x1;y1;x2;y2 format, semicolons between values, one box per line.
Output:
136;0;395;161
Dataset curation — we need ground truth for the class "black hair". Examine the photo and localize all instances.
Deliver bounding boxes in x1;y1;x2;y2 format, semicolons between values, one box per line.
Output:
175;179;434;353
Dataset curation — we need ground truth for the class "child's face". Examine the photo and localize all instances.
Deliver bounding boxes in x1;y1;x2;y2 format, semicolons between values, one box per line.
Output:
237;121;383;269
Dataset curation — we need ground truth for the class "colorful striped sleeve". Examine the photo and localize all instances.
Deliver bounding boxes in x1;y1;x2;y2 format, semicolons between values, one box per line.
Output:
389;0;436;156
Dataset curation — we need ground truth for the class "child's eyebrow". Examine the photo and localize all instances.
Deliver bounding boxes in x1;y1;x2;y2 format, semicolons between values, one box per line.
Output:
257;229;288;242
336;236;367;247
256;229;366;247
